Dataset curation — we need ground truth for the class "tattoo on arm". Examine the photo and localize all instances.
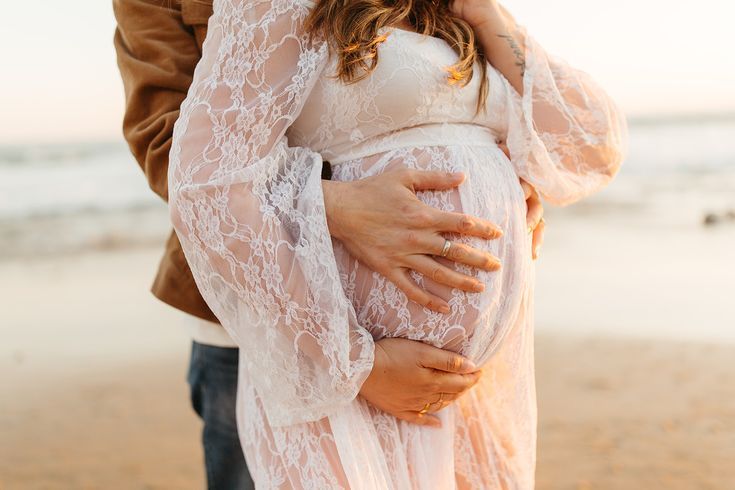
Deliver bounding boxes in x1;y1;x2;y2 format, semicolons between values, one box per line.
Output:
497;34;526;77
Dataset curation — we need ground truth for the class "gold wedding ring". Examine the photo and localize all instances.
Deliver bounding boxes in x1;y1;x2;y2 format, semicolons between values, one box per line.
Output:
419;393;446;415
440;239;452;257
429;393;445;411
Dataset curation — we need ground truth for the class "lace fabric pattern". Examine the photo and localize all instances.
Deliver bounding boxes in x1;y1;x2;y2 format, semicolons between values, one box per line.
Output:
168;0;628;487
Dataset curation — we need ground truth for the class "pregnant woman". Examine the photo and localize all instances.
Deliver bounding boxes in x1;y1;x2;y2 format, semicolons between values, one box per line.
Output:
168;0;627;487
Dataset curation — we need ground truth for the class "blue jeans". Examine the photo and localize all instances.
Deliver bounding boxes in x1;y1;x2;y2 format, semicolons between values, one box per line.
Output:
188;342;255;490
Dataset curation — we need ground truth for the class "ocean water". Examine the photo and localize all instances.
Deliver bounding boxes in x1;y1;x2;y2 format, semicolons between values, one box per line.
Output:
1;117;734;257
0;142;160;220
0;142;170;257
569;117;735;227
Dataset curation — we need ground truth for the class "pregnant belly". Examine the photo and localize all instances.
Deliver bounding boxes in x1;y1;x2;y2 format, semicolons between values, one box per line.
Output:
330;144;531;365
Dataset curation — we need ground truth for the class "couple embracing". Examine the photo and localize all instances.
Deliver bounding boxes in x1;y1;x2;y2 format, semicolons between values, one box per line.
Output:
113;0;626;487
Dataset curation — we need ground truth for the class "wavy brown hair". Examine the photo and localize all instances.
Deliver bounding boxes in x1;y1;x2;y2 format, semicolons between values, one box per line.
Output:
305;0;489;114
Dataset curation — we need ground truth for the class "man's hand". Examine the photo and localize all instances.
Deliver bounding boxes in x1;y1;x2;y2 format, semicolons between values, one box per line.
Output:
359;337;482;427
323;170;503;313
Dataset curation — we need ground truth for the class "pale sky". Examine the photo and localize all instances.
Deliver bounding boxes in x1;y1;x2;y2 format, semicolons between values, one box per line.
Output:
1;0;733;144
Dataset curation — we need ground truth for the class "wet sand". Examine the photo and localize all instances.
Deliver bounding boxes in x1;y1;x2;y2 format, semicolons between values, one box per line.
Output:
1;247;733;489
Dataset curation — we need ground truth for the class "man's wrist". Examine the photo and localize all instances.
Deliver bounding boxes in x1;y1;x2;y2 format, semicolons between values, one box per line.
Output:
322;179;347;241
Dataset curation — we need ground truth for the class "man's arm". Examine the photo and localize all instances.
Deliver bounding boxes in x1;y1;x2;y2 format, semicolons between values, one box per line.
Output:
113;0;200;201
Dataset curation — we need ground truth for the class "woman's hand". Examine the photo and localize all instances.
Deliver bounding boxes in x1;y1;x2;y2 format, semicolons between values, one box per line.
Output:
323;170;503;314
521;179;545;259
498;142;545;259
359;337;483;427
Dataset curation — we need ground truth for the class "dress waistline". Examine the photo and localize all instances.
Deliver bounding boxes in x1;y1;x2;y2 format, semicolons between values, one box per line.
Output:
325;123;502;165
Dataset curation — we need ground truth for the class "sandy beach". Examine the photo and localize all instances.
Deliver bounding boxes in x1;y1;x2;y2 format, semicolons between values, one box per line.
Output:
1;237;733;489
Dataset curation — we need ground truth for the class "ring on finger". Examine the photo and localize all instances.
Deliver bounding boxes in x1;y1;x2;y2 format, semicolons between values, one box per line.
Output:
418;402;431;415
439;239;452;258
428;393;446;412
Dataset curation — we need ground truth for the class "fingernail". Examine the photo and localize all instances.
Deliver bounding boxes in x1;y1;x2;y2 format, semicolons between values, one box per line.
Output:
473;282;485;292
464;359;478;371
440;304;450;314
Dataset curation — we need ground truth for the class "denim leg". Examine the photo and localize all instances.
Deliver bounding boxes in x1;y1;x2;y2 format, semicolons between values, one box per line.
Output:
188;341;255;490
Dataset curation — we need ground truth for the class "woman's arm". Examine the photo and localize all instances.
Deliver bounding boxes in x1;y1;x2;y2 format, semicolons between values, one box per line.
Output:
454;0;629;205
169;0;376;426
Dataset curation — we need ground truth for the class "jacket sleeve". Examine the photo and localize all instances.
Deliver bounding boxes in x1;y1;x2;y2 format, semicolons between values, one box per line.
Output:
168;0;375;426
498;19;629;206
113;0;202;201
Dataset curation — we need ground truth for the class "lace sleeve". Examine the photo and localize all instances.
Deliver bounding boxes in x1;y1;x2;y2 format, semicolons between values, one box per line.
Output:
502;26;629;206
168;0;374;427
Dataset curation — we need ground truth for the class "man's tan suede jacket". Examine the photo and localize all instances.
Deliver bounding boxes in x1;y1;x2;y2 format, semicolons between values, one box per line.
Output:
114;0;330;324
114;0;218;322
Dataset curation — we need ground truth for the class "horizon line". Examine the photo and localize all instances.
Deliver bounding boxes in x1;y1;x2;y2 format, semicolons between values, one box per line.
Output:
1;110;735;149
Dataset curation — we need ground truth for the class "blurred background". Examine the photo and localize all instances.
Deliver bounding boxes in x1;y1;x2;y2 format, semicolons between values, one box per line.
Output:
1;0;733;489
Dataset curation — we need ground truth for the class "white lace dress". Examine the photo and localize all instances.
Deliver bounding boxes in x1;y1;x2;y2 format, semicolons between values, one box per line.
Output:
168;0;628;488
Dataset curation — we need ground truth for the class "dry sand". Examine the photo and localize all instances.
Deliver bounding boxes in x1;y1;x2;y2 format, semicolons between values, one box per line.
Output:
1;246;734;489
535;336;734;490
